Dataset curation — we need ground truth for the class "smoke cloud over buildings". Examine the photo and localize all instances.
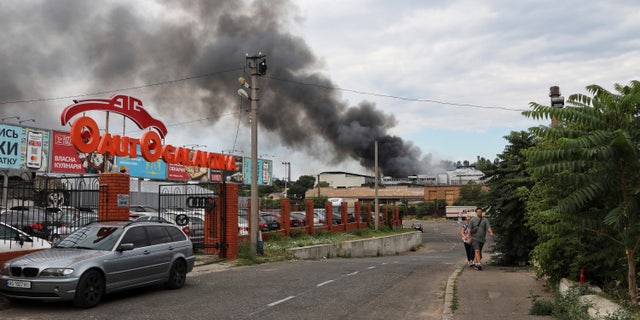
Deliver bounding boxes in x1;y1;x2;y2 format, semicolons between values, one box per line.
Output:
0;0;452;177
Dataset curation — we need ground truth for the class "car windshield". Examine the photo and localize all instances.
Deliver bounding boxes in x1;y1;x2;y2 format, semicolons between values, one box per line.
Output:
55;225;124;250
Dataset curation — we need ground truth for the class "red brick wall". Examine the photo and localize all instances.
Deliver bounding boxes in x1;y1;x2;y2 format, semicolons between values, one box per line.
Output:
280;199;291;236
98;173;130;221
305;199;314;235
223;183;238;260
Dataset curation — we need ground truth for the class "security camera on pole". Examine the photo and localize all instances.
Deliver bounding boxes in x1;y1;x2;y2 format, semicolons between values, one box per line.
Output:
238;53;267;254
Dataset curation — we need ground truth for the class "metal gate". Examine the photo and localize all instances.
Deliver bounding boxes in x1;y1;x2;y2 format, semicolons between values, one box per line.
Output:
157;182;224;255
0;172;102;241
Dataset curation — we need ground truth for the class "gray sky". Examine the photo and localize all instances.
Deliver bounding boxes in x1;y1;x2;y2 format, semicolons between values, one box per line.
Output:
1;0;639;180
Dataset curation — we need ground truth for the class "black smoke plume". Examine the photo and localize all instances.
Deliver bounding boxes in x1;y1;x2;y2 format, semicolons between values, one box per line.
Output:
0;0;451;177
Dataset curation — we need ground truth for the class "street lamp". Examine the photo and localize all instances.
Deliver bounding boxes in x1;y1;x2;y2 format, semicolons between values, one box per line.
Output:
237;53;267;254
282;161;290;197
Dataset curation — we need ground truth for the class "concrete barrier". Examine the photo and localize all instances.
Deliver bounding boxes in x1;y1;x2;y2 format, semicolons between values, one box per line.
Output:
559;278;623;319
286;231;422;260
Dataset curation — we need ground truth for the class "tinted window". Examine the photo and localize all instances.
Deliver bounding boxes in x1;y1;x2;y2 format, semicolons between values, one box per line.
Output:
147;225;172;245
56;226;124;251
0;224;20;240
165;226;187;242
121;226;149;248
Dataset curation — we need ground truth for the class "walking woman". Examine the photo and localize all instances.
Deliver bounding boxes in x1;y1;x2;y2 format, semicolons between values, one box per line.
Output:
460;215;474;267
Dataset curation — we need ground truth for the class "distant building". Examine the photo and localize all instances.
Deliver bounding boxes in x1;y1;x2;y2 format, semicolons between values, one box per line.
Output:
317;171;375;188
308;167;486;206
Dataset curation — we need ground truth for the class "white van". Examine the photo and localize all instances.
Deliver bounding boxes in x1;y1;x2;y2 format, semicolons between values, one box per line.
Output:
0;222;51;258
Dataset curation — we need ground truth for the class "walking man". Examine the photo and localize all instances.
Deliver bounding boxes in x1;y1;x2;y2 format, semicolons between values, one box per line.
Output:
469;207;494;270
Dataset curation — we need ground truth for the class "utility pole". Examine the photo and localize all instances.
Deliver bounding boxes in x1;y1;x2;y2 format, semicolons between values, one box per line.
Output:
240;53;267;254
282;161;290;197
374;140;379;230
549;86;564;127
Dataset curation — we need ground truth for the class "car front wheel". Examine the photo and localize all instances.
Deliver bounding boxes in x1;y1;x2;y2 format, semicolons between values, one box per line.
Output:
74;269;104;308
165;259;187;289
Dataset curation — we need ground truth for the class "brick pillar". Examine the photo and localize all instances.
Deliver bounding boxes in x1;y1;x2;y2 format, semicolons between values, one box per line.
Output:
222;183;238;260
98;173;130;221
305;199;314;235
355;202;361;229
341;202;348;231
383;205;389;228
365;203;372;226
280;199;291;236
325;201;333;232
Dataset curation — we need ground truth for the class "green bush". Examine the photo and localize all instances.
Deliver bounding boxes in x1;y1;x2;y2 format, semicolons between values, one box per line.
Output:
289;228;304;238
552;288;593;320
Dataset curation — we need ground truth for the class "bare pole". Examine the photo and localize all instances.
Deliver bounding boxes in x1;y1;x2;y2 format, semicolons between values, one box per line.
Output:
250;56;259;254
244;53;265;254
374;140;379;230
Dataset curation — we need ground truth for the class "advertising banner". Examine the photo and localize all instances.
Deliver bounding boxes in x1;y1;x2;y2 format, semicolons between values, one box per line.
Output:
51;131;117;174
242;157;272;186
118;145;167;180
222;156;244;183
166;163;209;182
0;124;50;171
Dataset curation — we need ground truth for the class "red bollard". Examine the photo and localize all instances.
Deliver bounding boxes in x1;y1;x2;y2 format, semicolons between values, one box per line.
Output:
579;268;585;284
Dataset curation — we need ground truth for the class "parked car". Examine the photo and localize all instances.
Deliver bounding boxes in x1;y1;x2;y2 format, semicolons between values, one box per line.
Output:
134;213;203;249
331;213;342;225
0;222;51;258
289;211;306;227
313;209;325;226
0;220;195;308
260;214;280;231
51;214;99;241
0;207;57;240
129;205;158;216
238;216;249;235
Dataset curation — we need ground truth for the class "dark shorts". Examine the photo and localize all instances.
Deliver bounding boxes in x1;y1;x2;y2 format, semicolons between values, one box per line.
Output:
472;239;485;252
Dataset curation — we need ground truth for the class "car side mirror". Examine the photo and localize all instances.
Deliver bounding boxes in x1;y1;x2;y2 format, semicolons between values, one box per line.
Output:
117;243;135;251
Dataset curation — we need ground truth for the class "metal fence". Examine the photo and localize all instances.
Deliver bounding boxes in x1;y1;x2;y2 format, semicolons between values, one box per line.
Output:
0;173;102;242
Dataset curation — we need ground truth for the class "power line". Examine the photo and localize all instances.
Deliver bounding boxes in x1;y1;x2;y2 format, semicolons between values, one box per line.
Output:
0;68;242;105
0;66;526;112
265;76;528;112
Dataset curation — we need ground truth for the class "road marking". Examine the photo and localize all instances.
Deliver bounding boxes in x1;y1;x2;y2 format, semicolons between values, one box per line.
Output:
345;271;358;276
317;280;335;287
367;266;376;270
268;295;295;307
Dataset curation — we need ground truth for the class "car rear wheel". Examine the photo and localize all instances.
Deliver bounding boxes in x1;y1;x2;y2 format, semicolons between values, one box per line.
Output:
74;269;104;308
165;259;187;289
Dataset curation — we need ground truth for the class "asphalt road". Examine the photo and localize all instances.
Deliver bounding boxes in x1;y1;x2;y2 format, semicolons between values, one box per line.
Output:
1;220;464;320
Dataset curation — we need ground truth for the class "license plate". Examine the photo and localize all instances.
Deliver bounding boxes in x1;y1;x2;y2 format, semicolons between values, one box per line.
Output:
6;279;31;289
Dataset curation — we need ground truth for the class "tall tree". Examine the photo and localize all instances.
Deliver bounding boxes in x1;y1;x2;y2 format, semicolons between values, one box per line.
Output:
481;131;538;266
288;175;316;200
523;80;640;304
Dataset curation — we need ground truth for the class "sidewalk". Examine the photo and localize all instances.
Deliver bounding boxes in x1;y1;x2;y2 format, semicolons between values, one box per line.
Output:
443;258;554;320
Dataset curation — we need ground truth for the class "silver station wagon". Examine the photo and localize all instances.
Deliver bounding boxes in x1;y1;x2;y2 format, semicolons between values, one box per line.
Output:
0;220;195;308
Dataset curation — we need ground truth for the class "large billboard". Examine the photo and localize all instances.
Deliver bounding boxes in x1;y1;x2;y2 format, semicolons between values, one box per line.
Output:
0;124;50;172
242;157;272;186
118;145;167;180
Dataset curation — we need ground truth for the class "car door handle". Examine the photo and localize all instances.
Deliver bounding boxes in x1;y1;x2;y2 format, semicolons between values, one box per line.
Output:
168;246;175;251
143;250;150;255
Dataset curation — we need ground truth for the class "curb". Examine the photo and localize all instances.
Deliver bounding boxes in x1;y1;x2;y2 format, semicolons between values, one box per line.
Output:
442;261;465;320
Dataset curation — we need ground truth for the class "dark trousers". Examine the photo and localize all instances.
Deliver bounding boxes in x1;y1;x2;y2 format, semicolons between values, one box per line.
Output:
463;242;474;261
